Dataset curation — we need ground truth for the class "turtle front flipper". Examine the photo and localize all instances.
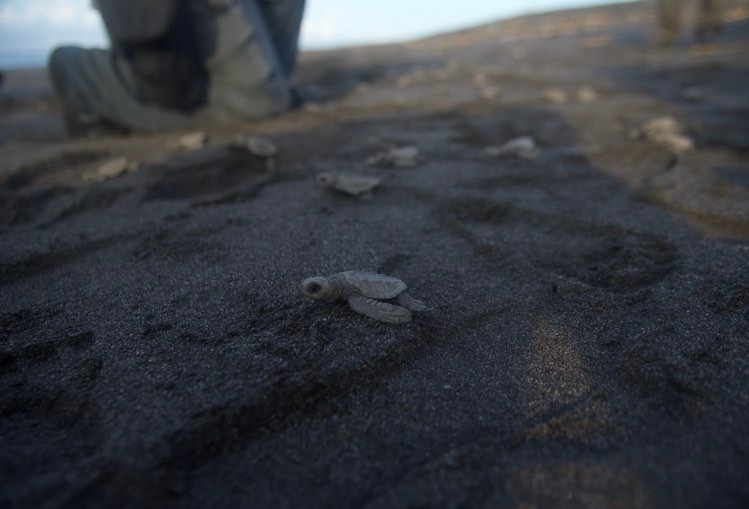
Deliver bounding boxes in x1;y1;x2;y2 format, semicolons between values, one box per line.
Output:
347;293;412;324
396;292;426;312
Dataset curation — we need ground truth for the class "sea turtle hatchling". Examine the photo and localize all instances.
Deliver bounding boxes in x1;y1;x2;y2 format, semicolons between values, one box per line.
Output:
231;134;279;170
636;116;694;155
83;157;139;183
301;270;426;323
232;134;278;158
366;146;420;168
168;131;209;152
486;136;539;159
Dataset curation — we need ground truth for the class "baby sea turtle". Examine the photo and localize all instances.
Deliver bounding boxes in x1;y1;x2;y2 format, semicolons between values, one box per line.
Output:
168;131;209;152
232;134;278;170
486;136;539;159
233;134;278;158
366;146;420;168
316;172;381;197
542;87;569;105
83;157;139;183
638;116;694;155
576;85;598;103
301;270;426;324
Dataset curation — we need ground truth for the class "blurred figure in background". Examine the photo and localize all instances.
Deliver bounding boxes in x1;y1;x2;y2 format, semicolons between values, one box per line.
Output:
656;0;725;46
49;0;305;136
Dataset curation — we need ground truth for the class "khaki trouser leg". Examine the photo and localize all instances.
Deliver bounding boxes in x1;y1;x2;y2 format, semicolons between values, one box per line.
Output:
48;0;306;134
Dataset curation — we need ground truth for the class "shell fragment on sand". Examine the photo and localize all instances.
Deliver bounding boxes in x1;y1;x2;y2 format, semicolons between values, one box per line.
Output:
83;157;139;183
366;146;420;168
300;270;426;324
486;136;539;160
316;172;381;197
480;85;501;100
639;116;694;155
168;131;209;152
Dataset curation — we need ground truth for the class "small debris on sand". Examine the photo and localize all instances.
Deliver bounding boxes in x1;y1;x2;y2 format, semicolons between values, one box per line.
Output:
480;85;501;100
367;146;421;168
576;85;598;103
168;131;209;152
486;136;539;159
83;157;139;183
543;87;569;105
316;172;381;197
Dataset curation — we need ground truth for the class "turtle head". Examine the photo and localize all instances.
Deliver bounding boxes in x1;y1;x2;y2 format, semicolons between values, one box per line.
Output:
301;276;335;301
316;173;335;189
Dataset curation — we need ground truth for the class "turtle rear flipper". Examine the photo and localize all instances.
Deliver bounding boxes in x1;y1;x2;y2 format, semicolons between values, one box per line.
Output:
344;271;407;299
396;292;426;312
347;293;412;323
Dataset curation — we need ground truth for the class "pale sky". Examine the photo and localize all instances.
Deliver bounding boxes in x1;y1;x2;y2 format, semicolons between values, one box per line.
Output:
0;0;625;68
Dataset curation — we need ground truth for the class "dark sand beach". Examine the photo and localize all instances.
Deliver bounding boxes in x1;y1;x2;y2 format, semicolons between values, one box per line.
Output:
1;1;748;507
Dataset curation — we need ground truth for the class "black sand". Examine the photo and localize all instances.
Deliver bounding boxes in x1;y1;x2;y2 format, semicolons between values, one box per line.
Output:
1;2;748;507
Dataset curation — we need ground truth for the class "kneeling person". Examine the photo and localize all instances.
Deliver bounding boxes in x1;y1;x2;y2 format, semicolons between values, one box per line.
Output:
49;0;305;135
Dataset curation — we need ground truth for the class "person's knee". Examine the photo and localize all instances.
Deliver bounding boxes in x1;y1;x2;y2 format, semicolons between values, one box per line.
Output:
48;46;86;93
49;46;84;73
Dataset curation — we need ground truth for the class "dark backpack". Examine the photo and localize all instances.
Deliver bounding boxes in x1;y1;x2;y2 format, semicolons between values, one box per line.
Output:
96;0;207;111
